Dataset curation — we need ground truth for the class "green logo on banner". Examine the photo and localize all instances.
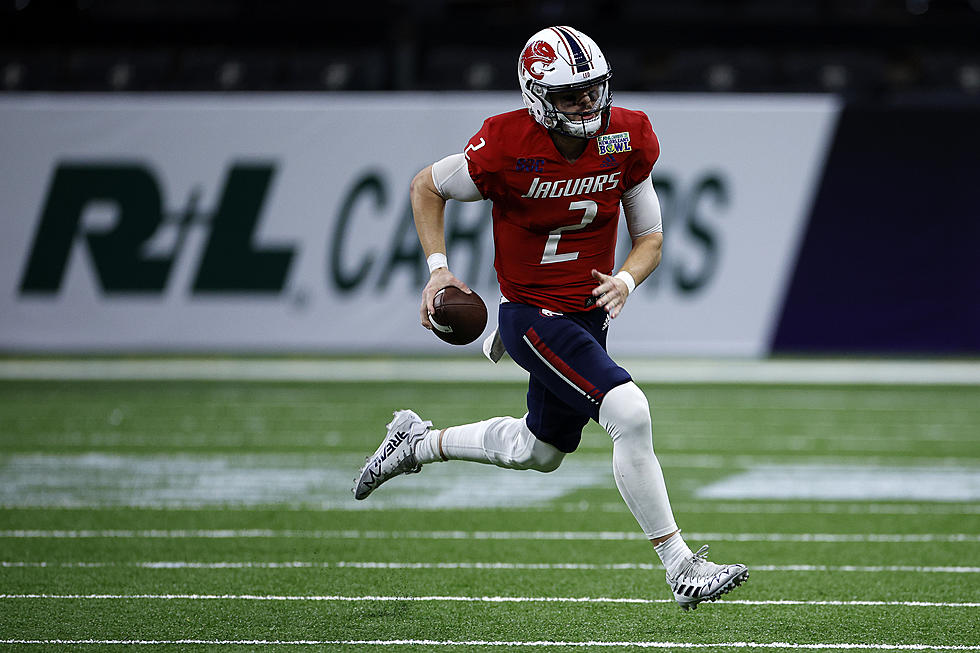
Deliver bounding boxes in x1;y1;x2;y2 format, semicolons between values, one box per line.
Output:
20;162;295;294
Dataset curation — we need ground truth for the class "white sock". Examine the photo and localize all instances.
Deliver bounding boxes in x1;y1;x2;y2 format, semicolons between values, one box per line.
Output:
599;382;679;540
414;428;445;464
654;531;694;577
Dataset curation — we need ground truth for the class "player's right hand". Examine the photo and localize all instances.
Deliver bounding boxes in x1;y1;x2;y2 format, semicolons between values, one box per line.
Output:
420;268;472;330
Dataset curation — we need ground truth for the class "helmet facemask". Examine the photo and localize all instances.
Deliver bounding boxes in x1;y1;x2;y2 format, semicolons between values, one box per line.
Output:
538;75;613;139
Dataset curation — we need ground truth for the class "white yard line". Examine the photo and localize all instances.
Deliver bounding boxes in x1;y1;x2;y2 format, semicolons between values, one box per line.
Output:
3;529;976;542
1;640;978;650
715;502;980;515
659;454;980;469
0;594;977;608
2;357;979;385
3;561;977;573
573;502;980;515
2;501;978;514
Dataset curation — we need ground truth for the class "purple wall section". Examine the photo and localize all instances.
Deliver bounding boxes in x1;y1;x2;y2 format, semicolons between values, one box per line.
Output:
772;104;980;355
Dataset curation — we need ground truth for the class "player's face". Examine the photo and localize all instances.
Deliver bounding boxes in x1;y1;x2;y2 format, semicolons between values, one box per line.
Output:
549;84;602;118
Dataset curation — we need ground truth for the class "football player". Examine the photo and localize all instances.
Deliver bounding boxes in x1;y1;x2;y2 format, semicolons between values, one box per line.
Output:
354;26;748;610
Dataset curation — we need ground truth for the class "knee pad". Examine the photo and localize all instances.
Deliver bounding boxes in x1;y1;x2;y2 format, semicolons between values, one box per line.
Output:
482;416;565;472
526;437;564;472
511;417;564;472
599;381;652;443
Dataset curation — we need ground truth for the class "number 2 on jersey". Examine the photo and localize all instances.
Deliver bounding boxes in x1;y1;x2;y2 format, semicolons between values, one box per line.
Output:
540;200;598;264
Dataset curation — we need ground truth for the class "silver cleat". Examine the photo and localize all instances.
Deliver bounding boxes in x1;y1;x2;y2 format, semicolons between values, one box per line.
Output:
667;545;749;611
353;409;431;500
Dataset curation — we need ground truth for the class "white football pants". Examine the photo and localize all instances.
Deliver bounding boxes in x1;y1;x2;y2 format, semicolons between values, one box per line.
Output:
436;381;678;539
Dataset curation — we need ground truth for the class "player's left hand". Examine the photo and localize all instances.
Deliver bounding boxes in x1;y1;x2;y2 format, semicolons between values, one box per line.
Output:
590;269;629;319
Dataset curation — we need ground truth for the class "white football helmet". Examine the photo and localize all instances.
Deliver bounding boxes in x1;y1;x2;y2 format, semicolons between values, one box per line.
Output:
518;26;613;139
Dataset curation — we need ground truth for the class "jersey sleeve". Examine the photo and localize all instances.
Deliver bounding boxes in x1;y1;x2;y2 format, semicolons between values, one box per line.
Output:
464;118;505;202
431;153;483;202
622;112;660;191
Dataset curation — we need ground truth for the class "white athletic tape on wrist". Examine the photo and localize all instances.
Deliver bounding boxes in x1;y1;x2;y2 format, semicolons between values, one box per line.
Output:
615;270;636;295
427;253;448;274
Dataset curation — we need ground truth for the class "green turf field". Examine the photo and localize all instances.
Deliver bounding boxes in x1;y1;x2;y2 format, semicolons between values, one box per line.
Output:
1;377;978;651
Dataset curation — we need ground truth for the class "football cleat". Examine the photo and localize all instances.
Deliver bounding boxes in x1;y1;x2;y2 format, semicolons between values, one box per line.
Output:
352;409;431;500
666;545;749;611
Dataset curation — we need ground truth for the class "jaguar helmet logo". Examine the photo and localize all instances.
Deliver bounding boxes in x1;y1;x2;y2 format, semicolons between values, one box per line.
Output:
520;40;557;80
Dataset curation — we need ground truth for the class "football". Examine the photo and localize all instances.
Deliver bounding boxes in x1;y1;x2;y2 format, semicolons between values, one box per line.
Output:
428;286;488;345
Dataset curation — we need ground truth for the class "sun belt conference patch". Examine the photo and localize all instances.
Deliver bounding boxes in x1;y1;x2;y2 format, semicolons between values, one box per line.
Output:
597;131;631;156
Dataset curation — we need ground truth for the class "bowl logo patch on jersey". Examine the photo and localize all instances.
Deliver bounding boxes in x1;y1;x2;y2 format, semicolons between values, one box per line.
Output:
597;131;632;156
521;40;558;80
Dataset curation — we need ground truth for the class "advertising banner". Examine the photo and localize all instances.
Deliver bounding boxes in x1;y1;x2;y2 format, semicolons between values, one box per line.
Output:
0;93;840;355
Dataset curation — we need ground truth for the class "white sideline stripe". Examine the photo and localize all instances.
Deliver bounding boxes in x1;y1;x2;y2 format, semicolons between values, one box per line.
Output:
1;640;978;650
4;502;977;515
3;501;979;514
1;594;978;608
2;357;980;385
1;529;976;543
654;502;980;516
3;561;979;573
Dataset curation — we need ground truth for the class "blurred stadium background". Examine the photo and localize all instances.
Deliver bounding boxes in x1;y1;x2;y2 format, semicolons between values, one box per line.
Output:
2;0;980;97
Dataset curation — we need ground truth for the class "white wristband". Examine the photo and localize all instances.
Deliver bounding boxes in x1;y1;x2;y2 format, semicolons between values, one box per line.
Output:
615;270;636;295
427;252;448;274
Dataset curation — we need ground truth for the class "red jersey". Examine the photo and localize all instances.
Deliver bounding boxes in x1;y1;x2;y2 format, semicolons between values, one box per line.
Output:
465;107;659;313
